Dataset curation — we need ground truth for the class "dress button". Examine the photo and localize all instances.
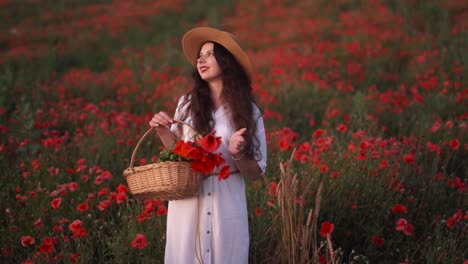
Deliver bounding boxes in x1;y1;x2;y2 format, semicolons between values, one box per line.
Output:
207;212;211;215
207;249;210;253
208;192;211;196
207;230;210;234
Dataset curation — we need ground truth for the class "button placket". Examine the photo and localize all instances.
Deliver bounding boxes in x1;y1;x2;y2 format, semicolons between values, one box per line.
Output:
204;177;213;259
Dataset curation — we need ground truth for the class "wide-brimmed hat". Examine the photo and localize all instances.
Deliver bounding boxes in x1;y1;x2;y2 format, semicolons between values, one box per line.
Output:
182;27;253;79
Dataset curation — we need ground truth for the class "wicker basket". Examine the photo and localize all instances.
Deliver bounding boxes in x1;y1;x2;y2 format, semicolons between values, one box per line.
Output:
123;120;203;201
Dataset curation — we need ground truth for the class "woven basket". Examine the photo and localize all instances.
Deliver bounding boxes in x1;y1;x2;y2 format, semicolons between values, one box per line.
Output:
123;120;203;201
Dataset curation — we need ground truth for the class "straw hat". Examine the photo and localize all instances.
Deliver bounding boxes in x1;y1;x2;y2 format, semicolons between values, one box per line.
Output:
182;27;253;79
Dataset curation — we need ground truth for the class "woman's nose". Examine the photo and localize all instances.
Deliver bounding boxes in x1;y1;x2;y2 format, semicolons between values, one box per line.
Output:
197;54;207;64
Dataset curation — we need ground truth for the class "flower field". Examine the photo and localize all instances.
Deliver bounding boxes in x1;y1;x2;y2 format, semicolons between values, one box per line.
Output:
0;0;467;263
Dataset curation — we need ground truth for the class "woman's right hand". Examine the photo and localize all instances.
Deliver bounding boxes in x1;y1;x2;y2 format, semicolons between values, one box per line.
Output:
149;111;174;129
149;111;176;148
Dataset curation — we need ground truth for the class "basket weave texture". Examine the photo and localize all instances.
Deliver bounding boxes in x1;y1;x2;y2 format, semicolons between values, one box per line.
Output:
123;121;203;201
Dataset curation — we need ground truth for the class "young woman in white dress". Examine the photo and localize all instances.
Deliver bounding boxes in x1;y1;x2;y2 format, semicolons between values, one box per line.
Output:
149;27;267;264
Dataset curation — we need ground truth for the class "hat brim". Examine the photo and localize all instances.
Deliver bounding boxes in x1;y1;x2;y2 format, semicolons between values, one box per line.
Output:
182;27;253;79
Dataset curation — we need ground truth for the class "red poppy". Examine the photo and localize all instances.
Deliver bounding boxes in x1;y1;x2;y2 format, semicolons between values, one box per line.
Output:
116;184;128;194
453;210;462;222
313;129;324;138
76;203;89;212
268;182;278;196
320;164;328;173
68;182;78;191
116;192;128;204
20;236;35;247
70;253;81;263
395;218;407;231
38;243;53;254
131;234;148;249
403;153;415;164
98;187;110;197
370;235;385;247
69;220;83;232
218;165;230;181
197;132;221;152
403;224;414;236
34;218;43;229
254;208;262;216
330;171;339;179
98;200;111;211
446;217;455;229
392;204;407;214
450;139;460;150
156;205;167;216
336;124;347;132
101;170;112;179
191;156;217;174
172;140;199;159
51;198;62;210
319;221;334;237
72;228;86;238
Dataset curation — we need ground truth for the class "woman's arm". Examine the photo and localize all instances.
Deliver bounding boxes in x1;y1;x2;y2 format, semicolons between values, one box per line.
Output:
149;111;177;149
232;156;263;181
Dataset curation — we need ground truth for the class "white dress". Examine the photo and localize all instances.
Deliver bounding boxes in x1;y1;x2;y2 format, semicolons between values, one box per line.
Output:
164;96;267;264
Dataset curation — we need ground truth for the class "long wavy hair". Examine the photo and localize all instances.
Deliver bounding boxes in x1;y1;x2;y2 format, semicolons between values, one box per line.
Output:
177;42;262;160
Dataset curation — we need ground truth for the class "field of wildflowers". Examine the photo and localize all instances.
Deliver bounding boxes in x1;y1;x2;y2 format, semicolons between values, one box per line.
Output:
0;0;466;263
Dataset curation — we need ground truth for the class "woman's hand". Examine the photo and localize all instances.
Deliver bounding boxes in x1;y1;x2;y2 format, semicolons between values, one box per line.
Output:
149;111;174;129
229;128;246;158
149;111;176;148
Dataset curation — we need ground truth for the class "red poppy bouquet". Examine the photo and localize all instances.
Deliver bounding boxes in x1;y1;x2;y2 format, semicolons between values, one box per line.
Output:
158;132;231;180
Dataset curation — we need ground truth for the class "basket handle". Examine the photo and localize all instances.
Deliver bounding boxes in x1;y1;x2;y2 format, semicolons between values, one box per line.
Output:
128;119;199;171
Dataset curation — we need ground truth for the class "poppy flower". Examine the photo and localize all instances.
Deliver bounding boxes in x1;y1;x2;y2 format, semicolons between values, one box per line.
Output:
319;221;334;237
69;220;83;233
450;139;460;150
313;129;324;138
156;205;167;216
20;236;35;247
197;132;221;152
98;200;111;211
76;203;89;212
392;204;407;214
395;218;407;231
403;153;415;164
51;198;62;210
254;208;262;216
38;243;53;254
370;235;385;247
116;184;128;194
131;234;148;249
116;192;128;204
218;165;230;181
68;182;78;191
446;217;455;229
172;140;196;159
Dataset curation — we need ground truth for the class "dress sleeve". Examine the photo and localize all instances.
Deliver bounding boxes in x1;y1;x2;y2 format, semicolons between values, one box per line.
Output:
170;95;186;134
253;105;267;175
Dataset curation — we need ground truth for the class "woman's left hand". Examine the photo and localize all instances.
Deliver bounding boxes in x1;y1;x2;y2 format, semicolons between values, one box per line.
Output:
229;128;246;158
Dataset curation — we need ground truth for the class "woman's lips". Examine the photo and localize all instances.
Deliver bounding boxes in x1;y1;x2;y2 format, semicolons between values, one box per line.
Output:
199;66;209;73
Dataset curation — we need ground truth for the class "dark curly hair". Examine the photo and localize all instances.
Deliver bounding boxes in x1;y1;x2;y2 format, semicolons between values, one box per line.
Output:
177;42;262;160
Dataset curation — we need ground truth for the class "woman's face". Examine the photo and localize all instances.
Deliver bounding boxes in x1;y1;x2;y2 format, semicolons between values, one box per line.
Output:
197;42;222;82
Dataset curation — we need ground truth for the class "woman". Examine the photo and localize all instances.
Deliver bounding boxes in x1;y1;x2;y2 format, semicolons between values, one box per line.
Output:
149;27;267;264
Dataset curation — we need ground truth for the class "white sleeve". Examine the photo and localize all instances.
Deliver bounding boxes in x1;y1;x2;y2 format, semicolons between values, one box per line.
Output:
253;105;267;175
170;95;186;134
